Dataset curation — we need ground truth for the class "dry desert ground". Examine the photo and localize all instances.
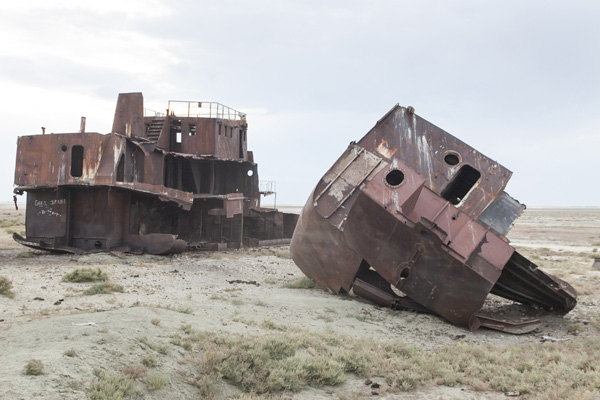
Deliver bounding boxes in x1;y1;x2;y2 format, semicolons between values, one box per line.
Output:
0;203;599;399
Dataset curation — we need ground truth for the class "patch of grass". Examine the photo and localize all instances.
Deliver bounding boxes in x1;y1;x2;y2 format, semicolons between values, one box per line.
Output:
63;348;77;357
145;372;169;391
175;326;600;398
138;336;169;355
88;370;137;400
84;282;124;295
181;323;192;334
231;299;244;306
151;319;161;326
62;267;108;283
142;356;158;368
121;364;147;380
0;219;15;228
260;319;288;331
0;276;15;298
284;277;317;289
23;359;44;376
254;300;268;307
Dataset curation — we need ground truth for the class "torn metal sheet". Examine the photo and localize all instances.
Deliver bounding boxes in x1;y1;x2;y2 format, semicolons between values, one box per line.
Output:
14;93;298;255
290;105;576;333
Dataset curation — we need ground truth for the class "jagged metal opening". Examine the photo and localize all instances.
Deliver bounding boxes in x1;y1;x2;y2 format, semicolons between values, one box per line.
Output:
441;165;481;205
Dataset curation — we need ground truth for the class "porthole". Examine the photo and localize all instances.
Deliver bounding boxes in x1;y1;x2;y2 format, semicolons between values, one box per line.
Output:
385;169;405;188
444;152;461;166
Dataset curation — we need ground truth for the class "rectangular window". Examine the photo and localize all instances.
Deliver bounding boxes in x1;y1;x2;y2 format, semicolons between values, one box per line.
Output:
71;145;84;177
441;165;481;205
189;123;196;136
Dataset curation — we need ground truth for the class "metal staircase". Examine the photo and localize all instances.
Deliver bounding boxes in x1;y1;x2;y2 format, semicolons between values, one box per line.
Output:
146;117;165;141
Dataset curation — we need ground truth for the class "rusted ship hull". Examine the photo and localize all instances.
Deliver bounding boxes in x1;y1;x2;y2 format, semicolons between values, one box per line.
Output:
290;105;576;332
14;93;297;254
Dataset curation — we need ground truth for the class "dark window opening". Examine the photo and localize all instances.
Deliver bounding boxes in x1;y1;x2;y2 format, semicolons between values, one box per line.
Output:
218;123;222;135
61;144;67;152
441;164;481;205
385;169;405;187
70;145;84;177
444;152;460;166
116;154;125;182
399;267;410;280
189;123;196;136
238;130;244;159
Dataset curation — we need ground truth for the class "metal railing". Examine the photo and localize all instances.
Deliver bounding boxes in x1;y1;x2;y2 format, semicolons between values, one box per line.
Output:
259;180;277;209
166;101;246;120
144;108;166;117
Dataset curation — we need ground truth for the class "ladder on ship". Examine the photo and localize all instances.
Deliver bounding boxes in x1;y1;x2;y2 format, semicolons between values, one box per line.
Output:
146;117;165;141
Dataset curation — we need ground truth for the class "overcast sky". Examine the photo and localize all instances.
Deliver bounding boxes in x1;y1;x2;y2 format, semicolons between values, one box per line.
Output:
1;0;599;207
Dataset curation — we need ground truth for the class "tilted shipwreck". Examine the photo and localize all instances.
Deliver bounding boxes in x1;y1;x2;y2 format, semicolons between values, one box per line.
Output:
290;105;577;333
14;93;297;254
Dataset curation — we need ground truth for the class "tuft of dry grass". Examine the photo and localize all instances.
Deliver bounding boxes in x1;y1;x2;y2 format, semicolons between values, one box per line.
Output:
0;276;15;298
145;372;169;391
284;277;317;289
121;364;147;380
142;356;158;368
62;267;108;283
63;348;77;357
23;359;44;376
84;282;124;295
87;370;137;400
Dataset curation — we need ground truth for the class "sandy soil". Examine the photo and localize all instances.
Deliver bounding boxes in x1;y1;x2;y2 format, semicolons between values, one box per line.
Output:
0;203;599;399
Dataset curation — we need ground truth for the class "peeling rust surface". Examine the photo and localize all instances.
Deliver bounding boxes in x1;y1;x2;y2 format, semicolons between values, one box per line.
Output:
290;105;577;333
14;93;297;255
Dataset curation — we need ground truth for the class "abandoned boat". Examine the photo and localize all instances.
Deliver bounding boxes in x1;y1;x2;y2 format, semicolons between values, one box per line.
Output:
14;93;297;254
290;105;576;333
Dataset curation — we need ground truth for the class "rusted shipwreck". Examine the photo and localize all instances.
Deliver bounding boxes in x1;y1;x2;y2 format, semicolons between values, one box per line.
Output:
13;93;297;255
290;105;576;333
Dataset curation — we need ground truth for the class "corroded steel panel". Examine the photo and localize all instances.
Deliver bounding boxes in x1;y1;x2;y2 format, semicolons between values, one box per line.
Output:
291;105;577;332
